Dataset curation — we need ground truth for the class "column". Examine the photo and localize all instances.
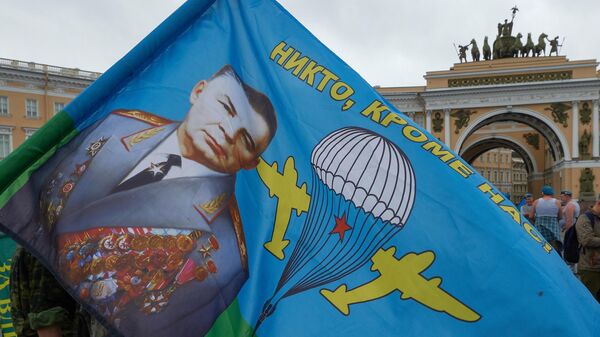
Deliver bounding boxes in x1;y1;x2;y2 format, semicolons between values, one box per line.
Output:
593;99;599;158
444;108;451;146
572;100;579;159
425;110;432;133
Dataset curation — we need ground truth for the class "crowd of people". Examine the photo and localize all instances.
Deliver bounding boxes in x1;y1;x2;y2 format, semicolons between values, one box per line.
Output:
520;186;600;302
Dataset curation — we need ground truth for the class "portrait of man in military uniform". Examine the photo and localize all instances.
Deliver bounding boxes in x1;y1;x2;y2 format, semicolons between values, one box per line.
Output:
21;64;277;336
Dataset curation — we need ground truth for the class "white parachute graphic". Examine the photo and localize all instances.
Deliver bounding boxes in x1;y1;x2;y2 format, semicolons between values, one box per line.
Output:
255;127;416;332
312;127;414;226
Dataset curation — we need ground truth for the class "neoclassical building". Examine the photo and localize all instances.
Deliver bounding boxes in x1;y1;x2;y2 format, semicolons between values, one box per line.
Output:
378;56;600;200
1;50;599;202
0;57;100;159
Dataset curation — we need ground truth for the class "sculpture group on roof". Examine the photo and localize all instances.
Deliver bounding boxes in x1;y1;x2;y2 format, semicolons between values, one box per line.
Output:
455;6;564;63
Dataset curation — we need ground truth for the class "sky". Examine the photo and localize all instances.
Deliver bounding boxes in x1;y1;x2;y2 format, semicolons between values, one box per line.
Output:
1;0;598;87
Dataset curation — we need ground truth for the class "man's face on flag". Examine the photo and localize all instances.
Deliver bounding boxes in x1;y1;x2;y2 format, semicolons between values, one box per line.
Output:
179;68;273;173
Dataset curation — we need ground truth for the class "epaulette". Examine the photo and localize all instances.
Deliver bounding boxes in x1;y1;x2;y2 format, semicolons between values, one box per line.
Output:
113;109;173;127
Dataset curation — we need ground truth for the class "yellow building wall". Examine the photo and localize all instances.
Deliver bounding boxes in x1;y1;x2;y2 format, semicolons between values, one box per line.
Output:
0;86;76;153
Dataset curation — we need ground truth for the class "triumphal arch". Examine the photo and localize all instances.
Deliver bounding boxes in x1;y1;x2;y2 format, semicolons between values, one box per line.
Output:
378;8;600;202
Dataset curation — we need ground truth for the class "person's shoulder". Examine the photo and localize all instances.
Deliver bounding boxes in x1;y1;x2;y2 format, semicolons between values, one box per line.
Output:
110;109;174;127
576;210;594;225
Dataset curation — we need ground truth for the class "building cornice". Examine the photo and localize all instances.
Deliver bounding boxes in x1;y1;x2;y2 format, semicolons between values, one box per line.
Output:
424;78;600;93
0;67;94;89
0;84;78;99
552;159;600;171
381;78;600;112
424;61;599;79
383;92;424;113
420;78;600;110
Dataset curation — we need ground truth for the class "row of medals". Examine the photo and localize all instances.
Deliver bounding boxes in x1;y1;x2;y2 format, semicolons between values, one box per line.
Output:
60;231;219;314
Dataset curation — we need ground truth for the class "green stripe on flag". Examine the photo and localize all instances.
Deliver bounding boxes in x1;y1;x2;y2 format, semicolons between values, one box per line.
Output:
206;298;255;337
0;111;77;208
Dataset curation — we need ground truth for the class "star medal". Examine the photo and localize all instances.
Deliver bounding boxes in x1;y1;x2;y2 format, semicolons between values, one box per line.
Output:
86;137;108;157
148;162;165;176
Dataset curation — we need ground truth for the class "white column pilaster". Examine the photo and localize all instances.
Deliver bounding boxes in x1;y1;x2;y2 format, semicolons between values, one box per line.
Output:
425;110;432;133
444;108;451;146
572;101;579;159
593;99;599;158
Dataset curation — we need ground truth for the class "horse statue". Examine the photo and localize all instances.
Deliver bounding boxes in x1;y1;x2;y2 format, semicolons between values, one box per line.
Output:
522;33;534;57
533;33;548;57
511;33;523;57
470;39;480;62
493;35;503;59
482;36;491;61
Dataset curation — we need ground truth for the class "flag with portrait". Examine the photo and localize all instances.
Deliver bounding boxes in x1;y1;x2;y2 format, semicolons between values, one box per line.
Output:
0;0;598;336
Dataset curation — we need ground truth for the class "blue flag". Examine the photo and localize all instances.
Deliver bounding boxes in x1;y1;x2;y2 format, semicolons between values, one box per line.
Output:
0;0;598;336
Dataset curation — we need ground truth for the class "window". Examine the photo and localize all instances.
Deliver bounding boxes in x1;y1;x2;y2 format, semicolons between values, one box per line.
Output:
24;128;37;140
493;170;497;181
26;99;38;118
0;96;8;116
54;102;65;115
0;127;12;160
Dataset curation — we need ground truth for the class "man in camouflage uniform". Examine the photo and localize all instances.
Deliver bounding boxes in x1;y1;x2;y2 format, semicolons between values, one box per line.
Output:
10;246;109;337
575;194;600;302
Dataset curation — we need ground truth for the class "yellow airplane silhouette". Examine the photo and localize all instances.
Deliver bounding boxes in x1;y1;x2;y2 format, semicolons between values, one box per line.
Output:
320;247;480;322
257;157;310;260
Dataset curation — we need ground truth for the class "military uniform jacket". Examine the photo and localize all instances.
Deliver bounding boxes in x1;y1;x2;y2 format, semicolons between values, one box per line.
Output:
576;209;600;272
22;110;249;337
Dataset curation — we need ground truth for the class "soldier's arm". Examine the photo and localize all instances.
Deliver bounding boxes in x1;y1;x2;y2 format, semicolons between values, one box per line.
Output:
27;252;76;336
10;247;31;337
576;214;600;248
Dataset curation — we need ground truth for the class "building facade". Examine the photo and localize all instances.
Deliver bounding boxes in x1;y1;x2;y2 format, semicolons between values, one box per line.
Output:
471;148;513;195
378;55;600;201
512;156;528;202
0;57;100;159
